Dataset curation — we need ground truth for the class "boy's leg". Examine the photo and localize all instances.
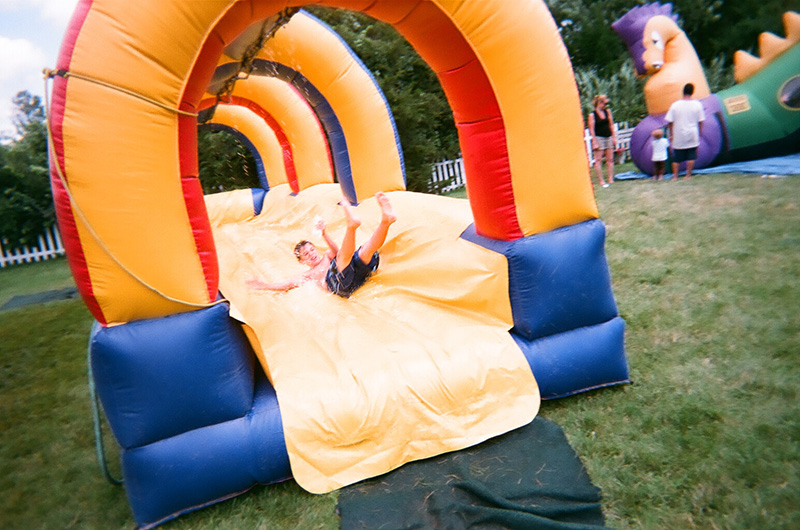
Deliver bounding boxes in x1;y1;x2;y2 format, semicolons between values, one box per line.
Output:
337;200;362;271
357;192;397;264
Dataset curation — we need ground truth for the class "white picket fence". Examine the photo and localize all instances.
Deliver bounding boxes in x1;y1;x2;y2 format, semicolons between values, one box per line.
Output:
430;123;634;193
0;225;65;268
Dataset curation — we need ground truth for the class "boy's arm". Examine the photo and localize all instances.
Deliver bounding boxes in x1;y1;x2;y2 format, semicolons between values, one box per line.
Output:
318;220;338;258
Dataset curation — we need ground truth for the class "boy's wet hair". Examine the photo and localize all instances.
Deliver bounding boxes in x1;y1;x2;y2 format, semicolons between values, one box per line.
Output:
294;240;313;261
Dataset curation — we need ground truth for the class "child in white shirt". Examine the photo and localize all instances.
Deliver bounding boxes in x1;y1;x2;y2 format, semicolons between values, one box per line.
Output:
651;129;670;181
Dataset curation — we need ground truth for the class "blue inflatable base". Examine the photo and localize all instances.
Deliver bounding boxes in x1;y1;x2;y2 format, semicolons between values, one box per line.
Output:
90;217;629;527
90;303;291;529
463;218;629;399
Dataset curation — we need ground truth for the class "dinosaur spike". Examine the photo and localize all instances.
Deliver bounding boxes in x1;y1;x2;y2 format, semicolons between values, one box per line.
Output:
734;11;800;83
733;50;762;83
784;12;800;41
758;32;791;63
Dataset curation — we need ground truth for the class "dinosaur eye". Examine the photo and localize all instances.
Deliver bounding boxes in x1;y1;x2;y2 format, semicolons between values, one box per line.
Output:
779;75;800;110
651;30;665;50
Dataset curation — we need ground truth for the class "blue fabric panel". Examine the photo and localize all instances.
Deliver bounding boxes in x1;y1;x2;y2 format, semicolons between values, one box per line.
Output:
302;10;406;185
248;59;355;202
512;316;628;399
247;371;293;484
694;152;800;175
250;187;266;215
504;219;619;341
122;373;291;529
90;303;255;449
314;104;343;133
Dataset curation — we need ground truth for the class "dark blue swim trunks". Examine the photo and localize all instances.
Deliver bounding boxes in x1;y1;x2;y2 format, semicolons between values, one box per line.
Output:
325;249;379;298
672;147;698;163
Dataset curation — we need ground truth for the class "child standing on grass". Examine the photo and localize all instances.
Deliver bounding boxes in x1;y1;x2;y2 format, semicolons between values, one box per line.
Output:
651;129;670;181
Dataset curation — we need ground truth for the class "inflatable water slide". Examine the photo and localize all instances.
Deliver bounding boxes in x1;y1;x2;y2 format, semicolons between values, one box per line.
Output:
47;1;629;527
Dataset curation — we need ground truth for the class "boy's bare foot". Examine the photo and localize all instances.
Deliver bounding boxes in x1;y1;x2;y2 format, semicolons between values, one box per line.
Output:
375;191;397;224
340;198;362;229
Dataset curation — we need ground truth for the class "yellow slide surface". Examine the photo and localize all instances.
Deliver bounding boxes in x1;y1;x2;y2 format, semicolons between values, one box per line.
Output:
210;185;539;493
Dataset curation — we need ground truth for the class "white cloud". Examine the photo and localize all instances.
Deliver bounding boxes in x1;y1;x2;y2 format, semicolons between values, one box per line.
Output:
36;0;80;27
0;36;46;137
0;36;46;82
0;0;79;27
0;0;79;137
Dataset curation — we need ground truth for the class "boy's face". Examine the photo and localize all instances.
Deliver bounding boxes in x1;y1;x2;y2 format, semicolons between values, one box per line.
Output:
297;242;322;267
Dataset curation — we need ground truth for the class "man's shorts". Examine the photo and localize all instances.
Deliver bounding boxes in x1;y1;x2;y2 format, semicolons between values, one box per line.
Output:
325;249;379;298
672;147;698;163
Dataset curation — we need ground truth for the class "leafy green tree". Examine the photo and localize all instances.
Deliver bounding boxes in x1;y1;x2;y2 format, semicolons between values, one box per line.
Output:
305;7;460;192
197;127;260;194
575;62;648;124
0;91;53;249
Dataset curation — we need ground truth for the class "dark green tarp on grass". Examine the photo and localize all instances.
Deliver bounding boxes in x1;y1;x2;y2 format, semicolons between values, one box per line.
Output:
338;417;605;529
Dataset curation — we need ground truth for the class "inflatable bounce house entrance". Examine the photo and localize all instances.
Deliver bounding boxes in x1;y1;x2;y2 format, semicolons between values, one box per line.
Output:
48;1;629;527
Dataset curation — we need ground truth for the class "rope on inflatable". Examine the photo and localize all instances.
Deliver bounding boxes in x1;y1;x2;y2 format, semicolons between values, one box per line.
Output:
41;72;228;311
43;68;198;117
203;7;300;123
87;330;123;486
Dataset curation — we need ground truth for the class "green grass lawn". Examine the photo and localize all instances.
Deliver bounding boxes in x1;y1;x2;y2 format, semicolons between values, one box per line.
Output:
0;257;75;307
1;173;798;529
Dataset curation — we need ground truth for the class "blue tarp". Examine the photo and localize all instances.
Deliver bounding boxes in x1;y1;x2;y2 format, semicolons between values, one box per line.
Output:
614;153;800;181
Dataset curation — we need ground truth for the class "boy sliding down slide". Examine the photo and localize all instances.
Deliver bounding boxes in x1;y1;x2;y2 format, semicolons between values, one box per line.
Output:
247;192;396;297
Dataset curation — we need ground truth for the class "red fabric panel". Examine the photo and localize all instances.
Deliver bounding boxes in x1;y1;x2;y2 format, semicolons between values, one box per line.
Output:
437;59;501;124
313;0;376;10
178;104;199;177
363;0;418;24
458;118;523;240
230;96;300;193
211;1;252;44
178;5;263;303
199;96;301;194
249;0;274;21
50;0;107;324
388;1;519;240
181;175;219;301
394;2;474;73
182;32;225;117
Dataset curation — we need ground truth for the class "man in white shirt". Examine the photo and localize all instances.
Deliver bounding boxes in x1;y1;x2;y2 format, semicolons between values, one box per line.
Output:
665;83;705;181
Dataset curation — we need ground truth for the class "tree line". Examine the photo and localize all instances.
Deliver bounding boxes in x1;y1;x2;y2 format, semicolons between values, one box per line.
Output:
1;0;793;247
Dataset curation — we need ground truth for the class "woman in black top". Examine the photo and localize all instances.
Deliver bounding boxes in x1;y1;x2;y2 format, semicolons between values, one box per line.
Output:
587;94;617;188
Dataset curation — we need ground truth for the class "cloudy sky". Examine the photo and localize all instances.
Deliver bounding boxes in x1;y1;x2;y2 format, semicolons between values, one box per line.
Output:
0;0;78;138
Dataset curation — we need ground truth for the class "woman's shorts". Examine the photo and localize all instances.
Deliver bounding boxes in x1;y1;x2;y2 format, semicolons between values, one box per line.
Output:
594;136;615;150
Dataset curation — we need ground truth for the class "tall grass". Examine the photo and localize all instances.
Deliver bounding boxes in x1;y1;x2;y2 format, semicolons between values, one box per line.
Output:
1;174;798;529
